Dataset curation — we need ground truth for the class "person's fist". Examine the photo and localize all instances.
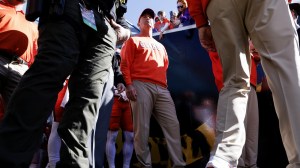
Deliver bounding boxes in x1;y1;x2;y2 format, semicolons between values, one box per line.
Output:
110;19;131;45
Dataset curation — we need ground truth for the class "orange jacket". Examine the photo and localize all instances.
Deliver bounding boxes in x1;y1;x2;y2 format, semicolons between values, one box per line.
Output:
186;0;210;28
120;36;169;88
0;1;38;66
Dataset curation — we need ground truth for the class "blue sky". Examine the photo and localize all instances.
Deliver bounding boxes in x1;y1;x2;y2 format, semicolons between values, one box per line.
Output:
23;1;177;27
125;0;177;27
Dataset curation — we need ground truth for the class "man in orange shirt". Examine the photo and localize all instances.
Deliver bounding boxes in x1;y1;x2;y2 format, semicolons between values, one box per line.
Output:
120;8;186;168
187;0;300;167
0;0;38;119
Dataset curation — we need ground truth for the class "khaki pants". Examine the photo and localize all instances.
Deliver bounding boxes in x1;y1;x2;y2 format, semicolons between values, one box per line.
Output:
207;0;300;167
238;86;259;168
130;80;185;168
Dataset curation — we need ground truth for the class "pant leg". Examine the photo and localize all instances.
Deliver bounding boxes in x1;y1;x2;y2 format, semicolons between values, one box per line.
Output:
57;22;115;168
152;85;185;167
239;86;259;168
206;0;251;166
93;67;114;168
121;100;133;132
131;81;155;168
245;0;300;167
207;0;300;167
0;10;79;168
1;61;28;108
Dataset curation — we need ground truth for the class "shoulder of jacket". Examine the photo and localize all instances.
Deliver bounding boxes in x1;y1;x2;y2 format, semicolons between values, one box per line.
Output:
119;0;127;4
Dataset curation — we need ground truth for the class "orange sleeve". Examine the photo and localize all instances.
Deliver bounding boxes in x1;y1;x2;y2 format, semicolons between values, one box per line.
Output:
186;0;210;28
120;38;135;86
28;24;38;67
208;51;223;92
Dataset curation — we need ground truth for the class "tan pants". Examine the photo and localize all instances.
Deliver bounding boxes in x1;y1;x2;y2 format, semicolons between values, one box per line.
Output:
238;86;259;168
207;0;300;167
130;80;185;168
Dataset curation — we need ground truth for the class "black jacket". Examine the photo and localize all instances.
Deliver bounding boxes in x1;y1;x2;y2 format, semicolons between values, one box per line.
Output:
98;0;129;29
112;51;125;86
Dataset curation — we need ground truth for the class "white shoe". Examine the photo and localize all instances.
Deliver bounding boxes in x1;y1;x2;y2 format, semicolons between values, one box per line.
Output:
206;156;235;168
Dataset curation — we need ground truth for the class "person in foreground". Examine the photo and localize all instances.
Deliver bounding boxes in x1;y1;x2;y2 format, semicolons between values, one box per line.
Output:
187;0;300;167
0;0;130;167
120;8;186;168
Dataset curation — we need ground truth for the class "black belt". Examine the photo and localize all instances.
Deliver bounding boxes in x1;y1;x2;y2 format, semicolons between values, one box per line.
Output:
0;51;28;65
11;57;28;66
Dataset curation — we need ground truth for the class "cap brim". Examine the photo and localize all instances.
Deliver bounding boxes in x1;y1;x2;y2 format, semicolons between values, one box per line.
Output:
140;8;155;19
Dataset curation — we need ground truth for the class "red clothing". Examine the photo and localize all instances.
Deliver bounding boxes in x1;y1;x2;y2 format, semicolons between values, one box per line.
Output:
120;36;169;88
186;0;210;28
54;79;69;122
154;18;171;32
109;97;133;131
0;1;38;66
209;51;257;92
208;51;223;92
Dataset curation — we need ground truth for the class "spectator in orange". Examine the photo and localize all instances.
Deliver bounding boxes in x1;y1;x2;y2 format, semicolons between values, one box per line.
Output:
170;10;180;29
0;0;38;117
121;8;186;167
154;10;172;40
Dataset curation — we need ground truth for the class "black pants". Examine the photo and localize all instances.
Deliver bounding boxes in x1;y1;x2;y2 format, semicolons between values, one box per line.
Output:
0;0;116;167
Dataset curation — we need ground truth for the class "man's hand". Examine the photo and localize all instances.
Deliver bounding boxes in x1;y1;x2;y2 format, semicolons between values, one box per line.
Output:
126;84;137;101
159;32;163;40
198;26;216;52
116;83;126;93
110;19;131;45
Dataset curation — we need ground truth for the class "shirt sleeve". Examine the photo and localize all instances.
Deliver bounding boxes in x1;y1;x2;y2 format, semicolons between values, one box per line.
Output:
29;23;39;66
120;38;135;85
186;0;209;28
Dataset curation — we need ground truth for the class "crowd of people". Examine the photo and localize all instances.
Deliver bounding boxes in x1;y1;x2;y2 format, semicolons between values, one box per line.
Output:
153;0;195;36
1;0;300;168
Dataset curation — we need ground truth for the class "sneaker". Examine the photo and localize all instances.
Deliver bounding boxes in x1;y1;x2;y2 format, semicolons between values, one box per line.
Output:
206;156;235;168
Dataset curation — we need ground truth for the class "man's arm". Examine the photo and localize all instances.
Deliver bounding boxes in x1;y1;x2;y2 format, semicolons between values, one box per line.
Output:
120;38;134;86
120;38;137;101
112;0;130;45
186;0;210;28
187;0;216;52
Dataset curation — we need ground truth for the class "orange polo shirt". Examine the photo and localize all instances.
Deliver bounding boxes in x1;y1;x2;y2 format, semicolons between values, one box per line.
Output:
0;1;38;66
120;36;169;88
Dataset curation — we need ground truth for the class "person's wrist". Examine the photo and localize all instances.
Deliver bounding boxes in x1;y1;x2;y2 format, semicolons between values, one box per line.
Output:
197;23;209;29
